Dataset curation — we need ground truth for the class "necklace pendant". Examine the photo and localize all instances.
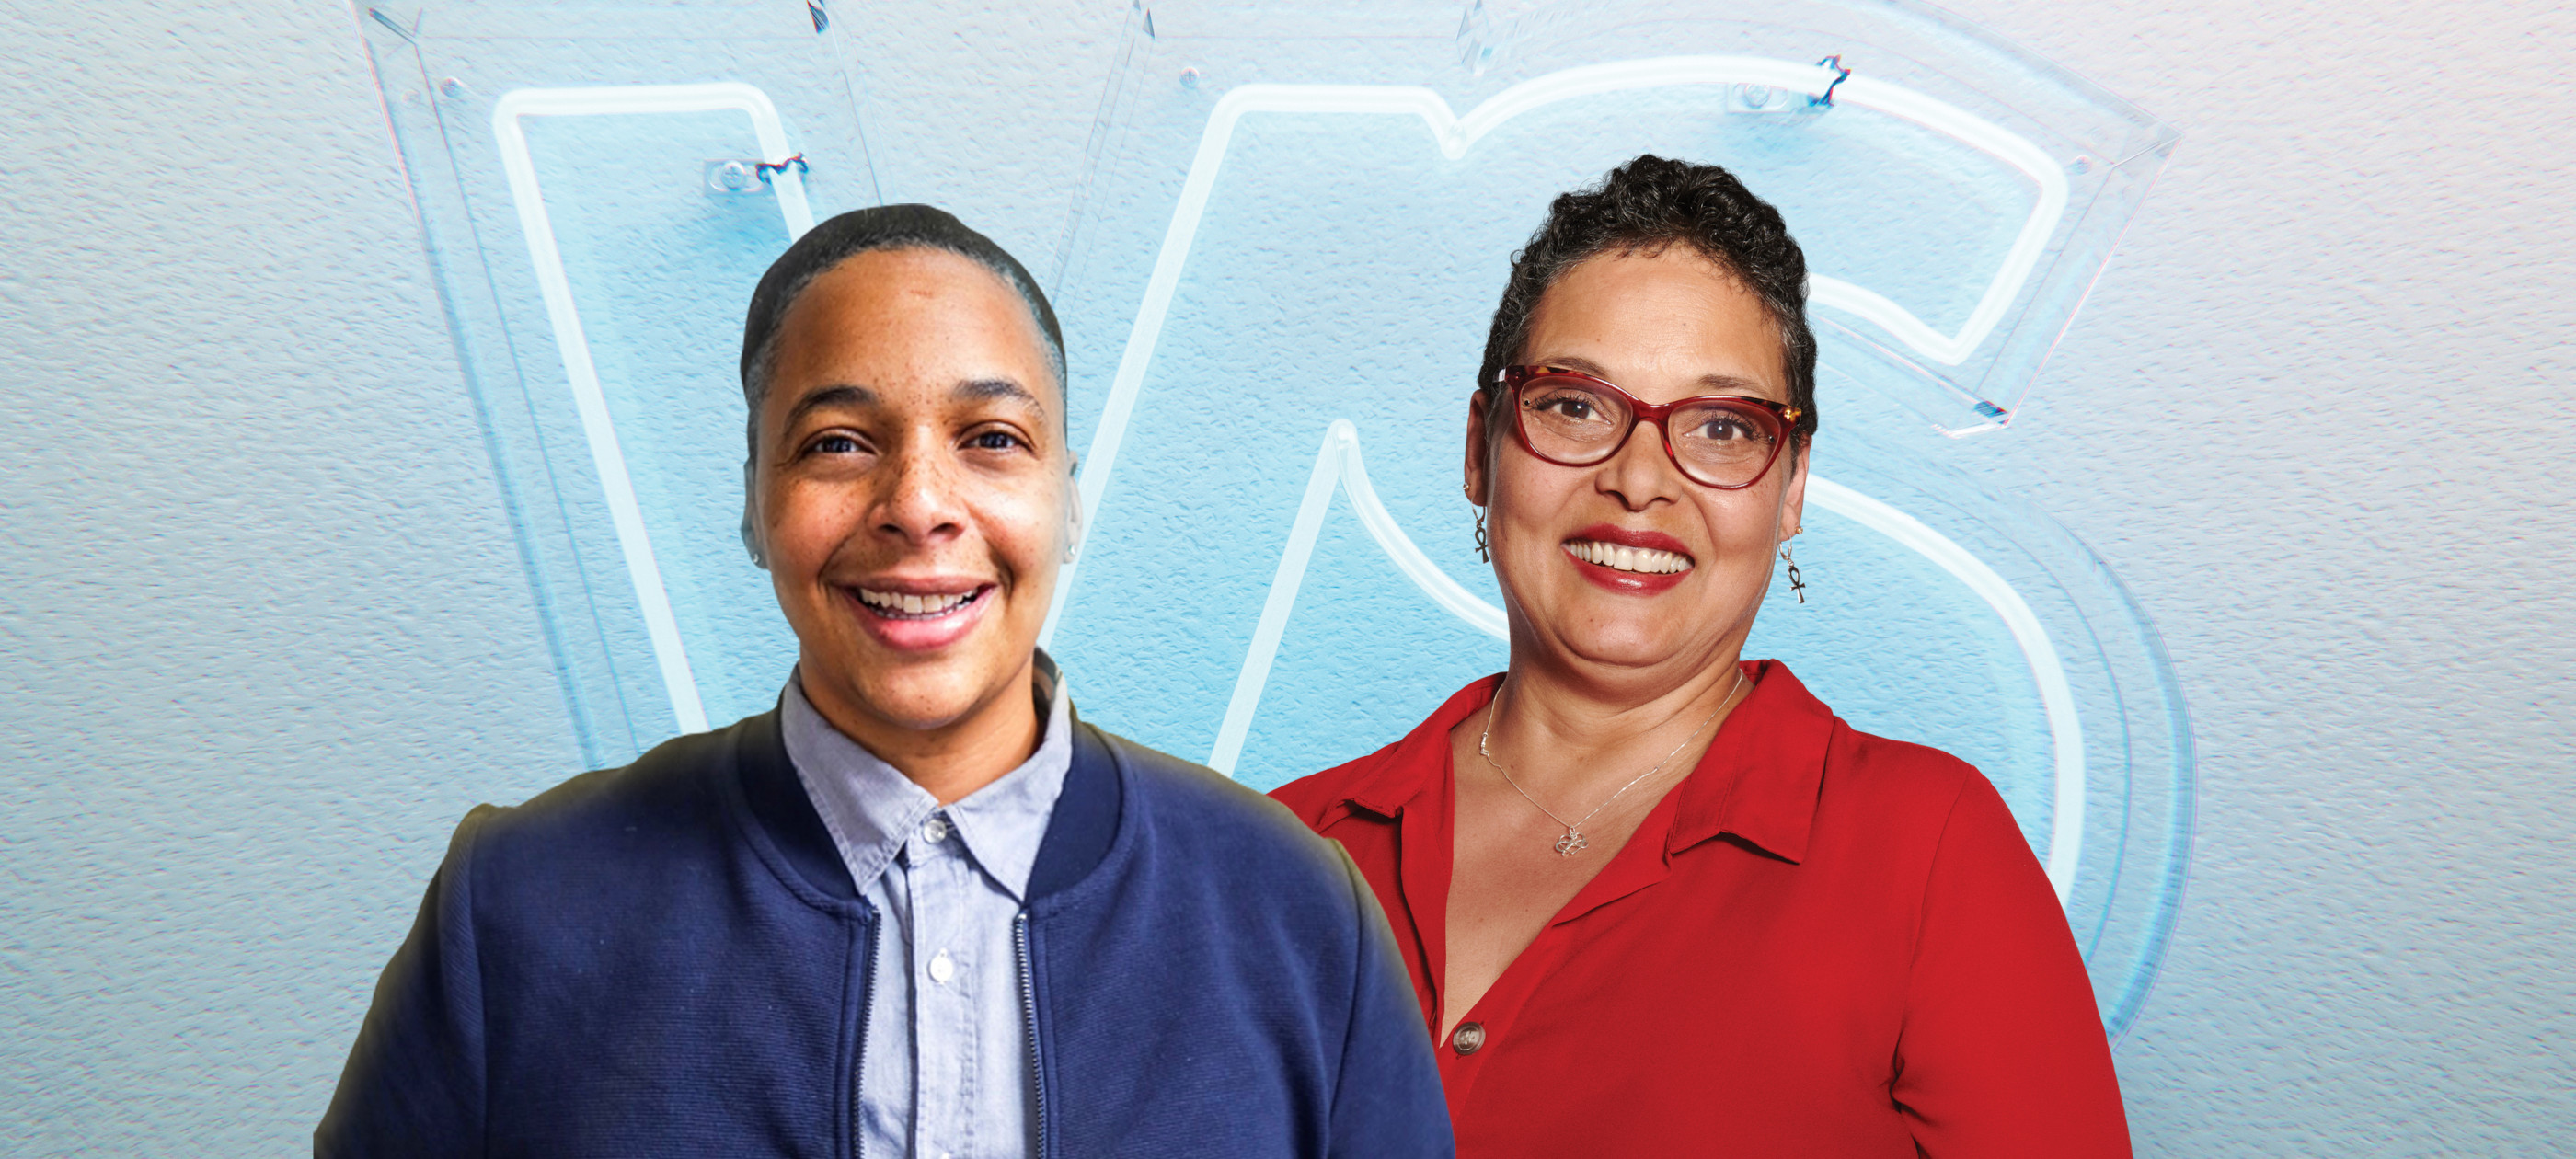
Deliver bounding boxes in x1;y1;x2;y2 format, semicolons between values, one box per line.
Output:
1554;831;1590;856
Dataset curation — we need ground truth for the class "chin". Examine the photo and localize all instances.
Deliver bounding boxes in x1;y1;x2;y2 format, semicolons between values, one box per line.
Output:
1565;637;1687;671
850;665;995;730
793;621;985;720
1546;597;1710;659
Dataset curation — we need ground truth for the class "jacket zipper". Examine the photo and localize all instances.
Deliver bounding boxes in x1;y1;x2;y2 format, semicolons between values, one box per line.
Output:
1016;912;1049;1159
855;903;879;1159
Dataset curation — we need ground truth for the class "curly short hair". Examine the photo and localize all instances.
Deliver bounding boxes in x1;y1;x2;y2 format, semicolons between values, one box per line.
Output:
1478;155;1817;448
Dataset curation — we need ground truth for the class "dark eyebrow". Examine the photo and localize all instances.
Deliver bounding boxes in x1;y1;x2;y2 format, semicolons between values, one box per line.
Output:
955;377;1045;411
1693;373;1773;396
1529;357;1774;398
782;379;1051;430
784;384;879;425
1534;354;1615;379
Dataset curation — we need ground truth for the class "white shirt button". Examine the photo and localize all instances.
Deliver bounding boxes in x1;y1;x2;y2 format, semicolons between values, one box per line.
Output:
921;815;950;843
928;949;956;984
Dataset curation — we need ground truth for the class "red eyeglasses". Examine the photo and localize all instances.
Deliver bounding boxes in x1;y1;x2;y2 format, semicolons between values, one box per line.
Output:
1496;365;1802;489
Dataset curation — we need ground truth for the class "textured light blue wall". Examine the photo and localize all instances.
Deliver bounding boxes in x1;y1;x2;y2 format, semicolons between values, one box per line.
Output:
0;1;2567;1155
1926;2;2576;1149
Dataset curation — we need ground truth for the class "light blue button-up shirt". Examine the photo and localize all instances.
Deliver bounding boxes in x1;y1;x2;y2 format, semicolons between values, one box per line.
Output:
781;657;1073;1159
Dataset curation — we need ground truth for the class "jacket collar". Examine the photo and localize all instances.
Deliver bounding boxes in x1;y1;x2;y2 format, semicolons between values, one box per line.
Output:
1333;660;1836;865
730;653;1123;909
734;706;861;903
1026;719;1121;903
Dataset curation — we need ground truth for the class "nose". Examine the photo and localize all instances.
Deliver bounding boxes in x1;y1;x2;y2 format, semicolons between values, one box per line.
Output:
1593;417;1685;511
874;433;969;545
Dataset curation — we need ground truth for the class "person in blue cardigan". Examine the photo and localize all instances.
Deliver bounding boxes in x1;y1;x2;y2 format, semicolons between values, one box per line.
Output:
318;204;1453;1159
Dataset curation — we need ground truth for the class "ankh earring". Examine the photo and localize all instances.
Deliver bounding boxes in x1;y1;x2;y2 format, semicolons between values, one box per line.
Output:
1473;508;1490;562
1778;543;1807;604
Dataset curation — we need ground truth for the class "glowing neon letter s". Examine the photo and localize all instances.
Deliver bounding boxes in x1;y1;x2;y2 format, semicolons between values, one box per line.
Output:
1209;423;2083;902
1043;57;2069;648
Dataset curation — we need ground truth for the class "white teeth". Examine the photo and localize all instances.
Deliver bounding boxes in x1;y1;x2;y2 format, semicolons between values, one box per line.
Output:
1565;540;1692;575
858;588;979;616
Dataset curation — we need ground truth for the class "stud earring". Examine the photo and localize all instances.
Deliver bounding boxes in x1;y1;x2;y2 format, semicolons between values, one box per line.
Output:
1778;543;1807;604
1474;508;1489;562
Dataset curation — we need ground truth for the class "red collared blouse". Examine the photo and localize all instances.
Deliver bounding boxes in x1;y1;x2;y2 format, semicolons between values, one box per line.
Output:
1272;661;2131;1157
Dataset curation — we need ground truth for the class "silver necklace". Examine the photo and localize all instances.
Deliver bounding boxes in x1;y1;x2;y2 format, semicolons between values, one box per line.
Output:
1478;669;1747;856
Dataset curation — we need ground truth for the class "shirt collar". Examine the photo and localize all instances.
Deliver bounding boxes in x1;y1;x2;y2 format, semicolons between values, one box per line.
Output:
1332;659;1835;864
1661;660;1834;863
780;651;1075;901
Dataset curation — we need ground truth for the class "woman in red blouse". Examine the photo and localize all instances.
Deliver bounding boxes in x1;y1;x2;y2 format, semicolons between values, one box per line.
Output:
1272;155;2131;1156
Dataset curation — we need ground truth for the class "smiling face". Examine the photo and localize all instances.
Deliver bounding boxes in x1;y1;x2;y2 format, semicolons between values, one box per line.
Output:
1466;246;1807;683
751;247;1074;740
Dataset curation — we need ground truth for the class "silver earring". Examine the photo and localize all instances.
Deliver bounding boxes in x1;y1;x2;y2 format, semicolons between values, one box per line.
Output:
1474;508;1489;562
1778;543;1806;604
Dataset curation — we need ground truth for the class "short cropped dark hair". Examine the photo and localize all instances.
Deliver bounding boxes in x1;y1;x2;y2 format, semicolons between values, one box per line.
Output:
1478;155;1817;447
738;203;1066;464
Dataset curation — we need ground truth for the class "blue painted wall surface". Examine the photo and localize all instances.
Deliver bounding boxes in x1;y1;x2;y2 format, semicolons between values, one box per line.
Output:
0;0;2567;1154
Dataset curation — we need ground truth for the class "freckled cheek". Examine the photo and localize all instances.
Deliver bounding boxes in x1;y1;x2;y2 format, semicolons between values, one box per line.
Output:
965;491;1064;587
763;477;871;584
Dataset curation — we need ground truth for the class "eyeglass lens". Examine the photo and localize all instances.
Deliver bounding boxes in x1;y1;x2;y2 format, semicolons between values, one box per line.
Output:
1518;375;1782;488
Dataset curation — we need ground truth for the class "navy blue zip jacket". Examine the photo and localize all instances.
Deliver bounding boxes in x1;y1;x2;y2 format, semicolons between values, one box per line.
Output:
317;708;1452;1158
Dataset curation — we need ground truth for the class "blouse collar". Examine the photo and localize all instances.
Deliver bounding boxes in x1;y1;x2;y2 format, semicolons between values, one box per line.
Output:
1332;659;1837;865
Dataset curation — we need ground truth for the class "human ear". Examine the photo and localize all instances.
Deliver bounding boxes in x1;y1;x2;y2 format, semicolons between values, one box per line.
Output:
1062;453;1085;564
1463;393;1493;508
740;456;768;569
1777;442;1811;544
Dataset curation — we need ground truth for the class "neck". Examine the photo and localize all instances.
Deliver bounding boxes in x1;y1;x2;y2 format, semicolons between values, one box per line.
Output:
1486;642;1751;795
801;658;1043;805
